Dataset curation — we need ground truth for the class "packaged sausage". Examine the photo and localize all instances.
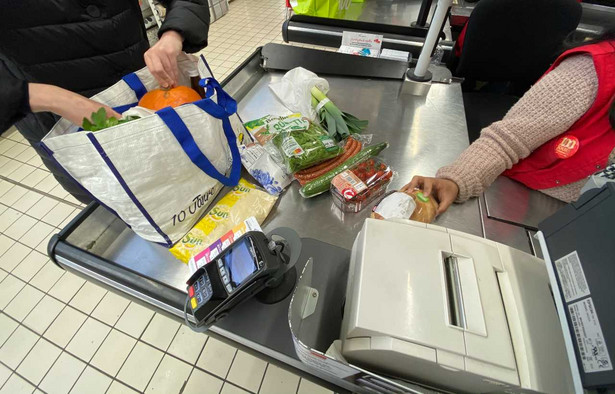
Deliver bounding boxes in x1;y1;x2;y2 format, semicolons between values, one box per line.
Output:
169;179;277;263
330;157;393;212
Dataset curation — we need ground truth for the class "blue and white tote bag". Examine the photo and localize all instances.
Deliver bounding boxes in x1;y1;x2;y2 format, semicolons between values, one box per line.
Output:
41;54;249;247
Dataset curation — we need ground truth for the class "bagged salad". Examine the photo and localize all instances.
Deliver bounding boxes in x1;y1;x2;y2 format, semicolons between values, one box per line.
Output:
272;123;343;173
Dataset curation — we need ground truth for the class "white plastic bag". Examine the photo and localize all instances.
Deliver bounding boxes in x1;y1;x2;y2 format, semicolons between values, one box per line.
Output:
269;67;329;121
42;54;247;247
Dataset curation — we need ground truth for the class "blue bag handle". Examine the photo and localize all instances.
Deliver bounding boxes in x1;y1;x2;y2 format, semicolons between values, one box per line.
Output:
156;77;241;187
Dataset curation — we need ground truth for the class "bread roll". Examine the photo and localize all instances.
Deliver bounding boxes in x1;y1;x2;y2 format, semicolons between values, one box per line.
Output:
406;189;438;223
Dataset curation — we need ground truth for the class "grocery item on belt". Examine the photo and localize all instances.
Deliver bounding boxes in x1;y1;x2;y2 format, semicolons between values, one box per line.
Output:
371;192;416;220
244;113;310;146
272;123;343;173
408;189;438;223
311;86;369;141
300;141;389;198
169;178;278;263
294;137;363;185
239;143;291;195
330;157;393;213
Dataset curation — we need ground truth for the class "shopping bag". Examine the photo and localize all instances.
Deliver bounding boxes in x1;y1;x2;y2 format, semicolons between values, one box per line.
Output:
41;54;249;247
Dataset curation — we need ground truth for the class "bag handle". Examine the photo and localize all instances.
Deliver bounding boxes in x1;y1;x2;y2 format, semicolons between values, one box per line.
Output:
156;78;241;187
122;73;148;100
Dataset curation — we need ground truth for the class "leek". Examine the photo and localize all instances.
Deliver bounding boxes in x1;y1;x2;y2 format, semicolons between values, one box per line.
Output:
310;86;368;141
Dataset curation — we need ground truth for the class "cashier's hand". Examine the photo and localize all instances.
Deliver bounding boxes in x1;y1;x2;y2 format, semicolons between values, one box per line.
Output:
401;176;459;216
144;30;184;89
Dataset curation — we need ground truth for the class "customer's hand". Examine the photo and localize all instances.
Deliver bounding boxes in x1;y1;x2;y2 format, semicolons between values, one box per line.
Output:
144;30;184;88
29;83;120;126
401;176;459;215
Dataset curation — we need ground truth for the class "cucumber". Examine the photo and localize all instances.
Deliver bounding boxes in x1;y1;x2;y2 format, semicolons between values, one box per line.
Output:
299;142;389;198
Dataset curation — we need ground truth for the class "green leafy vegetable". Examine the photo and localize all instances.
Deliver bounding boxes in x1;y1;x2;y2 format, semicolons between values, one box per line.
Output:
272;123;343;173
82;107;140;131
311;87;368;141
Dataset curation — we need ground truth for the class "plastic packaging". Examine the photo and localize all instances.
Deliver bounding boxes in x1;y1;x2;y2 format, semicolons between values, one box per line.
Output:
239;143;291;195
408;189;438;223
268;67;329;122
169;179;278;262
330;157;393;212
371;191;416;220
371;188;438;223
272;123;343;173
244;113;310;146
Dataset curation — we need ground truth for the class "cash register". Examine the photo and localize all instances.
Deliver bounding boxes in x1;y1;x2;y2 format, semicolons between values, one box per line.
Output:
340;218;575;393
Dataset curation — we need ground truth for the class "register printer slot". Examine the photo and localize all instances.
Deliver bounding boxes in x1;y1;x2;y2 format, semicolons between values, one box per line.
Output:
340;219;574;393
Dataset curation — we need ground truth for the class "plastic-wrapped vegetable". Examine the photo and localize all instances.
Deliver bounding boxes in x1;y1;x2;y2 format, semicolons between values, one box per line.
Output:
272;123;342;173
330;158;393;212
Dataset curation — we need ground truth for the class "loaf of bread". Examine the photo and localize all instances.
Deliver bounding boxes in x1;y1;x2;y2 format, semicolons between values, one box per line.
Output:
407;189;438;223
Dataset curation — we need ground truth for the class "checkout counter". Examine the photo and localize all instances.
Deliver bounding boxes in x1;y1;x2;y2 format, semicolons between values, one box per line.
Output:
48;44;573;393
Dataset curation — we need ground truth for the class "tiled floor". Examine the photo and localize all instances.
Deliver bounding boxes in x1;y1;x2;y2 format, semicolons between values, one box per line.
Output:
0;0;334;393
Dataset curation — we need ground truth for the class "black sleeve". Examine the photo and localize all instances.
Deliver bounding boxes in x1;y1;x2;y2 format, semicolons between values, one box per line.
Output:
0;55;30;133
157;0;211;53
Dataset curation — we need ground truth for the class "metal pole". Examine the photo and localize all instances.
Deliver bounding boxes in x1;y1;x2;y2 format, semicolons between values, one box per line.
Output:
414;0;433;28
408;0;453;81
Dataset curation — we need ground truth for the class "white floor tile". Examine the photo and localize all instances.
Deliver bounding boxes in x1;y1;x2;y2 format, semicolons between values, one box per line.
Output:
0;373;35;394
116;342;163;392
145;355;191;393
16;338;62;385
114;302;154;338
7;164;36;183
22;295;64;334
0;241;30;272
48;273;85;303
48;184;69;200
107;380;140;394
58;209;80;229
167;325;208;365
35;231;54;254
39;352;86;394
26;196;59;220
196;337;237;378
11;190;42;213
44;306;87;348
21;169;49;189
26;154;44;169
0;180;13;196
259;365;300;394
90;330;136;376
226;350;267;393
41;202;75;227
4;214;37;241
70;366;112;394
0;161;20;177
0;207;22;232
68;281;107;314
11;250;48;282
14;147;37;164
29;261;65;293
220;383;250;394
0;363;10;388
0;271;5;283
0;234;14;257
0;325;39;369
19;221;54;249
0;185;28;207
3;144;28;159
182;369;224;394
4;284;45;322
34;175;59;193
66;318;111;362
0;275;26;309
91;292;130;326
141;313;180;351
297;378;334;394
0;313;19;346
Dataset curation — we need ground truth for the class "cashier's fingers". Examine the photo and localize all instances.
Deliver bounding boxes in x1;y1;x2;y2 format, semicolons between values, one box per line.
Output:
401;176;425;193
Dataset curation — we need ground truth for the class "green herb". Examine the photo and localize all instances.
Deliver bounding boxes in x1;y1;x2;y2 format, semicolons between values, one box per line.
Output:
272;123;343;173
82;108;140;131
311;87;368;141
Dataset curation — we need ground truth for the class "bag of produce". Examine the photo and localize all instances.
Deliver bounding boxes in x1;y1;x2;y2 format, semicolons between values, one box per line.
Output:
42;54;249;246
169;178;278;263
244;113;310;146
272;123;343;173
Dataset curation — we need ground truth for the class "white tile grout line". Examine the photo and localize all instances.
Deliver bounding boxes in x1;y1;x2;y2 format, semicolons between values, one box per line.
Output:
0;174;82;210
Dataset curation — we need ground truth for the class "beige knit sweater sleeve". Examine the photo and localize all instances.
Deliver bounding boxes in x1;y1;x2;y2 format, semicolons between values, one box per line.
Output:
436;55;598;202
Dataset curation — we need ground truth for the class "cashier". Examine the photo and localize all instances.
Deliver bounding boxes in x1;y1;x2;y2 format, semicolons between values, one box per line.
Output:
404;27;615;215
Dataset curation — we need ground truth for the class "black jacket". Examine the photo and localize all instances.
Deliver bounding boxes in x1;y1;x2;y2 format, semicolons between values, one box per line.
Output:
0;0;210;202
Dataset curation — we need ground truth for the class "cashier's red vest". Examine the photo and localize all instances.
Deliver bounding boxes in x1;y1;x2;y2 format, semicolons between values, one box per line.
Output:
502;40;615;190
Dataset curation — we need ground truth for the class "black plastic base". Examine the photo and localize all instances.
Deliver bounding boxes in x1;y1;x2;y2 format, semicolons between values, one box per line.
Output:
406;68;433;82
255;267;297;304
